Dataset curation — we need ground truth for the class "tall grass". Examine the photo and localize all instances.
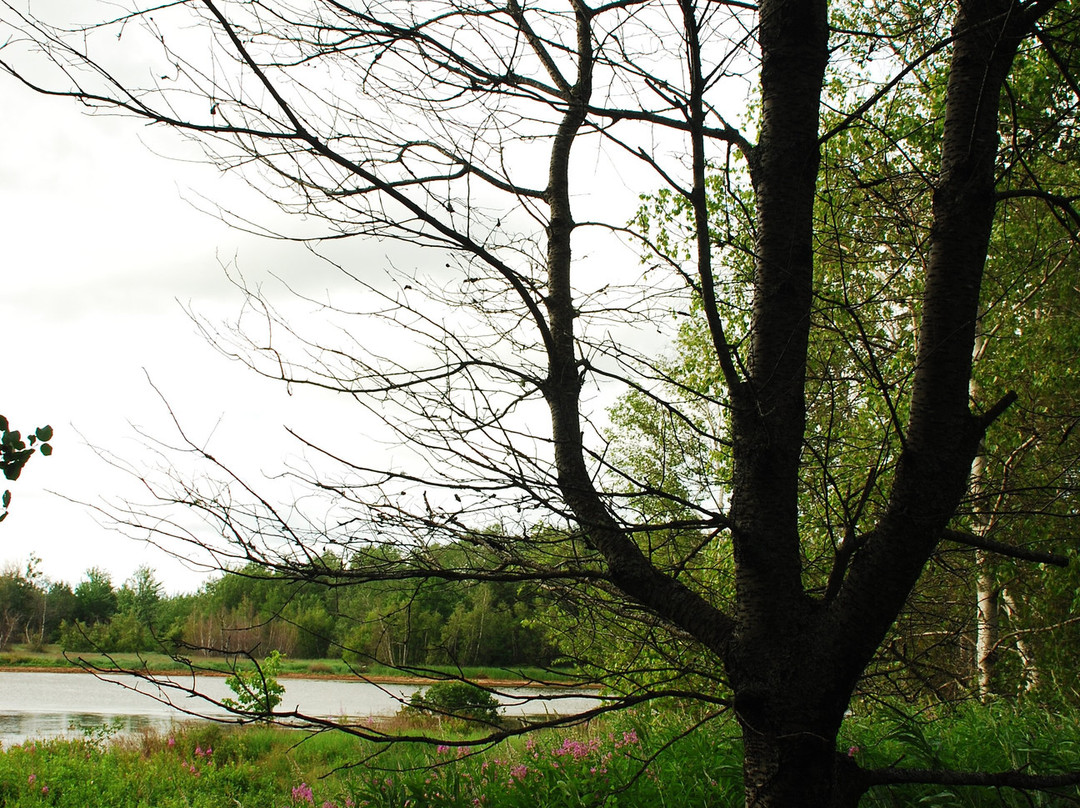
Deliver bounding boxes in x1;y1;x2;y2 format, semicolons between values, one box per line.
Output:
845;700;1080;807
0;700;1078;807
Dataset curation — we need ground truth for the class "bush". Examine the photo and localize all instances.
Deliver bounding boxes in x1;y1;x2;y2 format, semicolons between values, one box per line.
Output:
222;651;286;717
408;681;501;722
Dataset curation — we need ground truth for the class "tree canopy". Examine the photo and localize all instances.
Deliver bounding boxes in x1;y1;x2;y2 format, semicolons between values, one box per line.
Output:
3;0;1080;805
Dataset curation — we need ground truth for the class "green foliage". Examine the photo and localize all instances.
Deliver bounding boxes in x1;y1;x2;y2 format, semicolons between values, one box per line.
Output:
613;6;1080;704
0;415;52;523
1;554;556;669
407;680;501;722
0;725;290;807
116;566;163;626
72;568;118;627
845;701;1080;806
183;557;554;669
223;651;287;717
0;703;1077;807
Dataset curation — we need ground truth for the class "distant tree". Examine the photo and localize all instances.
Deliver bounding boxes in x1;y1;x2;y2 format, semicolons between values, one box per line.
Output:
43;581;76;644
73;567;118;627
117;566;164;626
0;563;35;650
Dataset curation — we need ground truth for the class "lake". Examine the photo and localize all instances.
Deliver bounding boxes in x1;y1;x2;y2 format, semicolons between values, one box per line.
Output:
0;672;601;746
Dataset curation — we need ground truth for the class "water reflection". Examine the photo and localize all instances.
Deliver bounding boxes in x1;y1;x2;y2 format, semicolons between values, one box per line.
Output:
0;672;600;747
0;712;180;748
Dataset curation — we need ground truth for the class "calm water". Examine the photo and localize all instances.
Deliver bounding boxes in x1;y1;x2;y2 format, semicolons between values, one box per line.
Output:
0;672;600;746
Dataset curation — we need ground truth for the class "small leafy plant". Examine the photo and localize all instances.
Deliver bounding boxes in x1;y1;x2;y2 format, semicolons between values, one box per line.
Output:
71;716;126;750
223;651;286;717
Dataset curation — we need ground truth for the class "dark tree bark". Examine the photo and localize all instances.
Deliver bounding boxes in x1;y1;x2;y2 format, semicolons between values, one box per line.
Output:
1;0;1075;805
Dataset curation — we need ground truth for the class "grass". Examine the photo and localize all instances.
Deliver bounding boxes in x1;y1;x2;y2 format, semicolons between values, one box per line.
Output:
0;646;580;685
0;698;1078;807
0;707;739;808
844;699;1080;807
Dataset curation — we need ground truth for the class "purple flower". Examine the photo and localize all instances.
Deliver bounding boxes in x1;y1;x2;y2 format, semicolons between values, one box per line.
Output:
554;737;598;760
292;783;315;804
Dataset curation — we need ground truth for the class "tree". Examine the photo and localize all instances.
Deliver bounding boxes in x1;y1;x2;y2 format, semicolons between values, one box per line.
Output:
3;0;1080;805
0;563;36;650
117;565;164;625
623;19;1080;703
73;567;118;627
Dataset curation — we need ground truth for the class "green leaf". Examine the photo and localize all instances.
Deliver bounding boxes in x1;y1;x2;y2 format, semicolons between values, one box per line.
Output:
2;490;9;508
35;426;53;442
39;443;52;457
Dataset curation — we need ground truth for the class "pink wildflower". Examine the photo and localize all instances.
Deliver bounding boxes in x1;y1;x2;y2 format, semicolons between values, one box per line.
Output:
27;774;35;785
554;737;597;760
292;782;315;804
41;786;49;795
847;746;859;758
509;764;528;781
436;744;451;755
167;737;176;748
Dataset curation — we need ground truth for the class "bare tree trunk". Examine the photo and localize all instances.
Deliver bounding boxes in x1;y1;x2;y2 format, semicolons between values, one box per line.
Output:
969;335;1001;701
1001;589;1040;693
976;549;1000;699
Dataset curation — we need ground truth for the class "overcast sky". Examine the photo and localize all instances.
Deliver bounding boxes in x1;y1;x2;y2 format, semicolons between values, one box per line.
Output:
0;0;694;596
0;68;384;593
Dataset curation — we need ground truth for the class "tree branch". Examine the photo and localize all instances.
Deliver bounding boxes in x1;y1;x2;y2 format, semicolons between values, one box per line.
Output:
941;528;1069;567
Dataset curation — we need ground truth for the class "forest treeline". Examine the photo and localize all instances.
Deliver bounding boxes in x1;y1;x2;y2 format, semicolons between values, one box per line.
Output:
3;536;1078;703
0;549;558;669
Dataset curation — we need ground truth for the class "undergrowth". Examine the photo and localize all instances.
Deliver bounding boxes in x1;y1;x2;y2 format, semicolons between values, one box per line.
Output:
0;700;1078;806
